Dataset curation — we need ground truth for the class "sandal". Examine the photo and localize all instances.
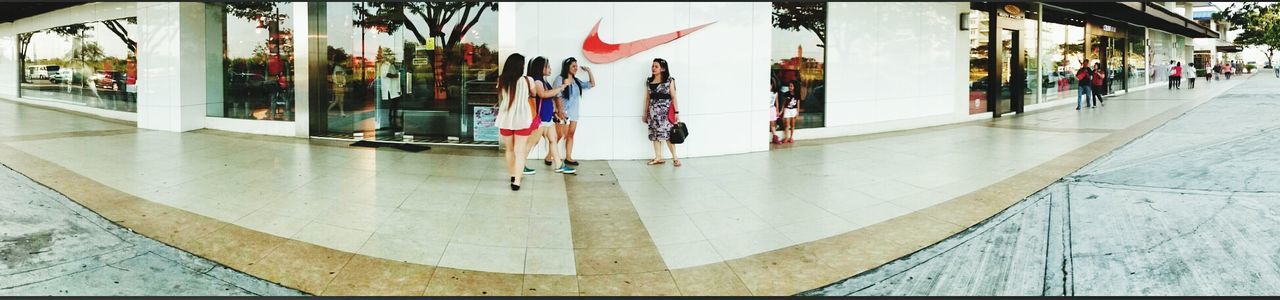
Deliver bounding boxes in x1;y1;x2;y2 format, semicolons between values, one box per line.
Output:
673;159;682;167
647;159;666;165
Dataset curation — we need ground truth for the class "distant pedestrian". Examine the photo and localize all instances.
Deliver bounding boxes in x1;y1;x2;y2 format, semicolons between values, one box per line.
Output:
1076;60;1094;110
769;77;781;144
1091;64;1106;107
1225;62;1234;80
1213;63;1222;80
1186;63;1197;89
1173;62;1183;89
781;81;800;143
1168;61;1178;90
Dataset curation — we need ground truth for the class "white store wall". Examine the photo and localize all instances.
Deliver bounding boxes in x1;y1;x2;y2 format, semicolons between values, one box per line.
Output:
500;2;972;160
808;2;974;139
499;2;773;160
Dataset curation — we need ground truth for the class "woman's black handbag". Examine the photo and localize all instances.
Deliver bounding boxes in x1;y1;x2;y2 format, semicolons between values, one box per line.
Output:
670;122;689;144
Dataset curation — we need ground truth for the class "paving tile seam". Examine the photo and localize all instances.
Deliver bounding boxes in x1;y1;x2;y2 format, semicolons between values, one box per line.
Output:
0;129;141;143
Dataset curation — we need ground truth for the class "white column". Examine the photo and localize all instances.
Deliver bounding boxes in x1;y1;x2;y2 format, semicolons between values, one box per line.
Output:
292;2;310;137
136;2;209;132
0;23;16;99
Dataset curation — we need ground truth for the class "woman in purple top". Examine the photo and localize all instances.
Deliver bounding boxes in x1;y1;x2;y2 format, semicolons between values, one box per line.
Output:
524;56;575;175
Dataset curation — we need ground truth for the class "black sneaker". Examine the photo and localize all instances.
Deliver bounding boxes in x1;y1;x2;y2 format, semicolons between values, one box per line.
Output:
565;159;579;166
543;159;553;166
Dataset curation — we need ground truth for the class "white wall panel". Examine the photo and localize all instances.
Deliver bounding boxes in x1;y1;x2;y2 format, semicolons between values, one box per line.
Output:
0;23;15;98
507;2;767;159
821;2;966;130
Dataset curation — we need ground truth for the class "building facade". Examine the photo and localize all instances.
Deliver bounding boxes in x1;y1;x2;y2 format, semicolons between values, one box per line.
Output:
0;2;1216;160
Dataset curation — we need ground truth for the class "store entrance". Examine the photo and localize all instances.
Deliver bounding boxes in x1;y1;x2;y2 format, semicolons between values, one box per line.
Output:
995;29;1025;116
1090;35;1127;95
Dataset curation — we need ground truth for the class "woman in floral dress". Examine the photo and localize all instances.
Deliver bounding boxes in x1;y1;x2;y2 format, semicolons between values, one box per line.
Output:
643;58;681;167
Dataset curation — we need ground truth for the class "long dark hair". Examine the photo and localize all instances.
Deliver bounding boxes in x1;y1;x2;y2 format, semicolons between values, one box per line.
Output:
527;56;548;83
498;53;526;107
559;57;583;100
648;58;671;83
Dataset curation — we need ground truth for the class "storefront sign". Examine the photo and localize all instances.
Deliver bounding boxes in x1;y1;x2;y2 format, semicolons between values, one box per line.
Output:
1002;5;1023;16
582;18;716;64
473;106;499;142
997;5;1024;20
1102;25;1117;33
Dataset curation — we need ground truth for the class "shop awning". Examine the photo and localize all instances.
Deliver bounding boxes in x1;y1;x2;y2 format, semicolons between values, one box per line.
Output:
0;2;82;24
1047;2;1219;39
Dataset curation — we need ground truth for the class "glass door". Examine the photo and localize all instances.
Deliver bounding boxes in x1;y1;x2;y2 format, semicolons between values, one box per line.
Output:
323;3;393;140
1108;38;1125;93
996;29;1022;115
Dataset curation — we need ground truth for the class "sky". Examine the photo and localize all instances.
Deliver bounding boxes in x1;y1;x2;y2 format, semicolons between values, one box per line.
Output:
772;27;824;63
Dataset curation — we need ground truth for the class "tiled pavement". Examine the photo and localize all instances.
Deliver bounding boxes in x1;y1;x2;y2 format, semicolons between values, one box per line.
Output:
0;74;1255;295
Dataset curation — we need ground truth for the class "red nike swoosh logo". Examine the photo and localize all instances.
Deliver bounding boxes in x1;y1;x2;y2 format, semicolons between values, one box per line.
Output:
582;19;716;64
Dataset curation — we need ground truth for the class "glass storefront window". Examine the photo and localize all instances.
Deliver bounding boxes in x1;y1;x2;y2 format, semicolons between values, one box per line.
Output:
216;2;296;121
1022;5;1039;105
19;18;138;112
1127;28;1146;89
1038;10;1084;104
771;2;826;128
319;2;499;143
1149;30;1173;84
967;9;990;115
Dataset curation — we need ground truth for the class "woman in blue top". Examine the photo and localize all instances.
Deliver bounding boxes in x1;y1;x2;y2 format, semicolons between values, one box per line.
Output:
544;57;596;166
524;56;576;175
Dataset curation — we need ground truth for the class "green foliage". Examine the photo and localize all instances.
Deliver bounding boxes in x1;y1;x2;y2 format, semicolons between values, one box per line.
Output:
772;2;826;46
1215;3;1279;65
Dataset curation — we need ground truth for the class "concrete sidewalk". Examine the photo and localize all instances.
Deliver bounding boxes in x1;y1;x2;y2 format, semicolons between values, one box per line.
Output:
808;73;1280;296
0;165;302;296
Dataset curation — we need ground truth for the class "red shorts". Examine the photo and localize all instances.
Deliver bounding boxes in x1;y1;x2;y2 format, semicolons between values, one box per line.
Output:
500;112;540;136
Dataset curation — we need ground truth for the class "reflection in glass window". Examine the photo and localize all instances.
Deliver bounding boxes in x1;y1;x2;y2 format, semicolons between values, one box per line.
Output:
218;2;296;121
318;2;499;143
1022;5;1039;105
967;9;990;115
1127;29;1146;89
1038;11;1084;104
1148;30;1173;84
19;18;138;112
771;2;826;129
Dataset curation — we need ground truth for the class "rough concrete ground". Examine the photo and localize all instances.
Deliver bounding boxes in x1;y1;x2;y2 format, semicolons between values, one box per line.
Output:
808;73;1280;296
0;165;302;296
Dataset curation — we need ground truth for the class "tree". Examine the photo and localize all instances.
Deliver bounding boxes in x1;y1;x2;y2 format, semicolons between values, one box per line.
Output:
101;18;137;54
354;2;497;102
1215;3;1280;67
17;32;33;83
772;3;826;48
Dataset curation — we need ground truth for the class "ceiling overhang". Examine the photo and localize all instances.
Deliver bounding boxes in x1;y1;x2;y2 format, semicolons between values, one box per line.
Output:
1047;2;1219;39
0;2;83;24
